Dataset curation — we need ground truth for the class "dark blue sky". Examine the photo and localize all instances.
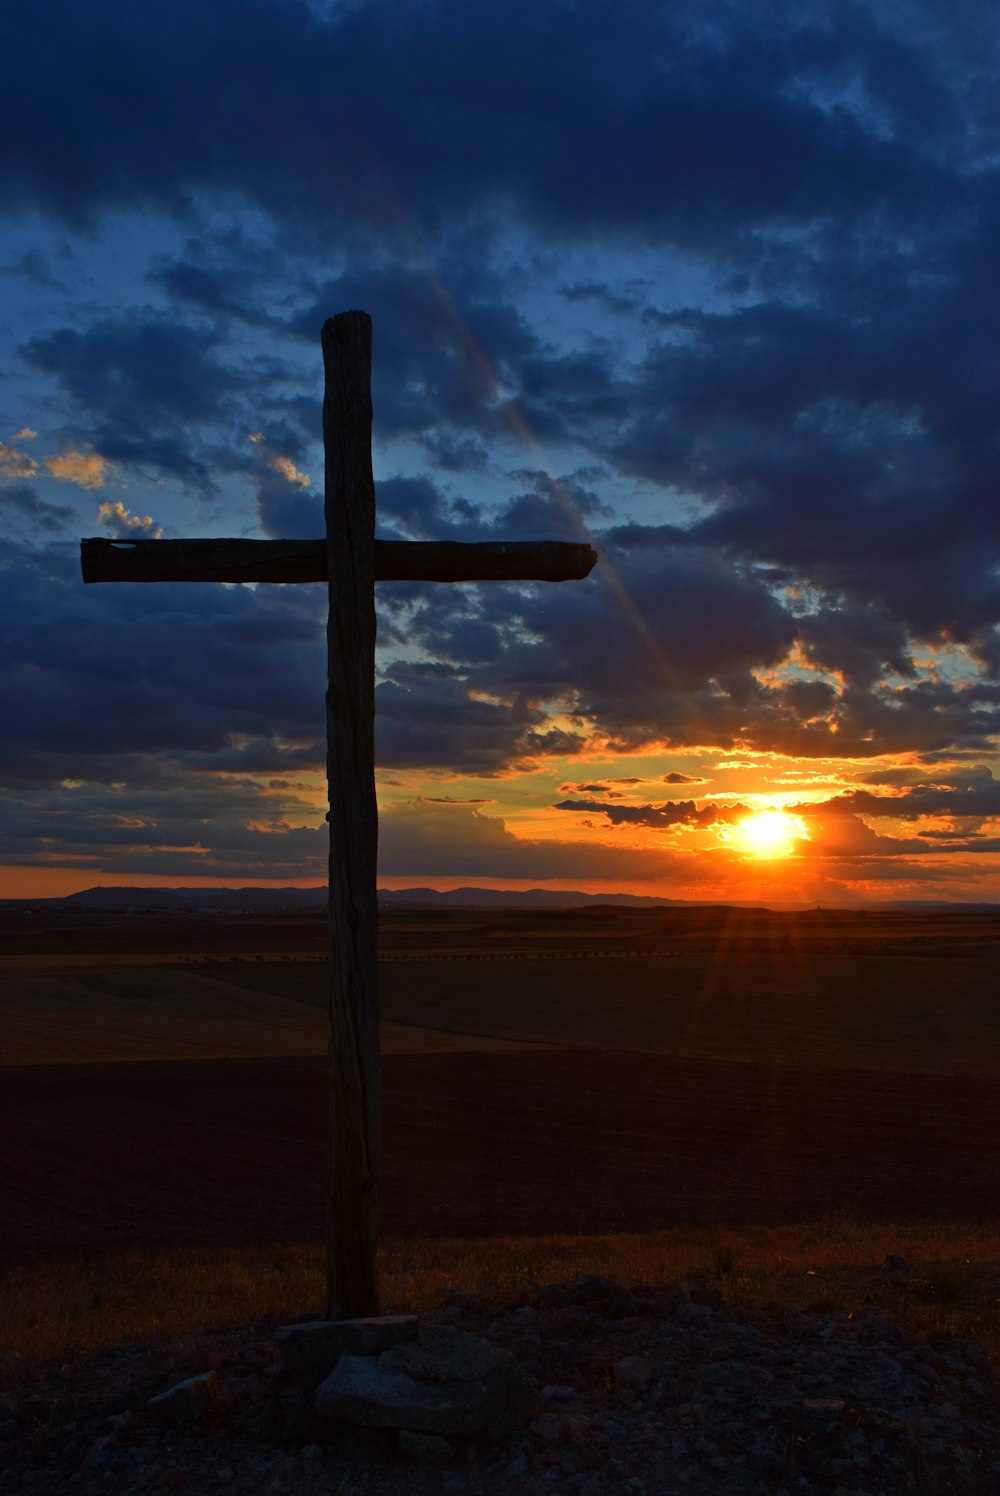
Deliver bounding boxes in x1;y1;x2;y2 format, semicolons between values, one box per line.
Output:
2;0;999;900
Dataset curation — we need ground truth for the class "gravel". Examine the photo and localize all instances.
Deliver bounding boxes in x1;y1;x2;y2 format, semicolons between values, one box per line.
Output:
3;1273;1000;1494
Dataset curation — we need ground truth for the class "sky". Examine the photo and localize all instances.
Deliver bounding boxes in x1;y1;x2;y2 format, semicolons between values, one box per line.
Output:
2;0;1000;905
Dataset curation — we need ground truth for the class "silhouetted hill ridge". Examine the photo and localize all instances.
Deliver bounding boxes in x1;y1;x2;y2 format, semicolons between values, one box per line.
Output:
4;885;999;913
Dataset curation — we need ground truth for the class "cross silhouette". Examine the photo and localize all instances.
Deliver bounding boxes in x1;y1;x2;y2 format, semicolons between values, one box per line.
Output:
81;310;597;1318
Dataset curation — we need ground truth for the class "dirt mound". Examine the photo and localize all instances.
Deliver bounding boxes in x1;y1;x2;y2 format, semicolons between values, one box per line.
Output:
5;1276;1000;1494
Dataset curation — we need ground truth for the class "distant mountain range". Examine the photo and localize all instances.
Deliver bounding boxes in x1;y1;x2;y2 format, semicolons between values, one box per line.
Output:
5;884;1000;913
13;884;679;912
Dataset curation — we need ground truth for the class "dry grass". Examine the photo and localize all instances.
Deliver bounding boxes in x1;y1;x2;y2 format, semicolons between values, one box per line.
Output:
5;1217;1000;1367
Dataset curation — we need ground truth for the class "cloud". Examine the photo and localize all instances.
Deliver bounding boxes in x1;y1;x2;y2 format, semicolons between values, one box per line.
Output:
266;454;310;488
3;0;1000;889
21;311;253;489
0;542;325;789
250;437;323;537
0;438;38;480
554;798;746;830
2;248;66;290
44;450;110;489
807;767;1000;823
378;797;690;880
0;1;969;247
0;484;76;532
97;500;162;538
0;769;327;879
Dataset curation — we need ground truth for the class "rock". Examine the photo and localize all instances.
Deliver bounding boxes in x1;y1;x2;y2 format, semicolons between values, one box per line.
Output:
439;1288;491;1313
382;1325;512;1385
398;1429;455;1460
614;1357;655;1391
146;1371;217;1427
276;1323;346;1389
529;1413;564;1443
315;1325;536;1438
686;1285;723;1310
541;1385;576;1400
676;1301;714;1326
276;1315;418;1387
564;1275;635;1316
152;1466;184;1487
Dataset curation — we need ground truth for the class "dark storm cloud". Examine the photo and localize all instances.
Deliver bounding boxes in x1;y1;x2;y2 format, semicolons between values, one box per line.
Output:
3;0;978;250
554;799;746;830
2;247;67;292
21;314;251;488
598;248;1000;655
808;767;1000;822
0;765;327;874
795;811;933;858
375;469;605;546
469;536;800;753
374;661;586;775
256;481;323;539
797;607;915;692
5;0;997;670
0;483;76;532
0;543;325;788
145;230;300;336
291;262;543;443
374;523;1000;767
0;541;333;872
3;0;1000;890
420;432;490;475
378;799;688;881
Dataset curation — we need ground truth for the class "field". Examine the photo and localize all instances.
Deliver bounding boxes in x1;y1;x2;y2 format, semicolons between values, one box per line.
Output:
3;902;1000;1358
5;903;1000;1073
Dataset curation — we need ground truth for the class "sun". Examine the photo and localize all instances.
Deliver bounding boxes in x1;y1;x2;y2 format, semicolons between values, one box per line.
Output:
728;808;809;859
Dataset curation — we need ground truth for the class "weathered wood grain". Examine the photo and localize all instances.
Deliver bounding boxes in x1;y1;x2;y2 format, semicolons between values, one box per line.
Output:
323;311;380;1319
80;537;597;584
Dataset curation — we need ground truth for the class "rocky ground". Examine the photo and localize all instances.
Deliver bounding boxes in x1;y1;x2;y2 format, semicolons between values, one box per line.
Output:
3;1271;1000;1495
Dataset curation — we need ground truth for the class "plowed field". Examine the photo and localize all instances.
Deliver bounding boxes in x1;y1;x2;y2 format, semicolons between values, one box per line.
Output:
3;1048;998;1260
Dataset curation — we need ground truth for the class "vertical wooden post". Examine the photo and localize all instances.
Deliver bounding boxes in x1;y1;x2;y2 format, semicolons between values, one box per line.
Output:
322;310;380;1318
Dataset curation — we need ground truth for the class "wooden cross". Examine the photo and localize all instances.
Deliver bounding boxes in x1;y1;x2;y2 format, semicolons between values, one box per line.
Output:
81;310;597;1319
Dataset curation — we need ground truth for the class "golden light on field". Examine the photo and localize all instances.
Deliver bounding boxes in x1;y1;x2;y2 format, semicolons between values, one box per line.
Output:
727;808;809;859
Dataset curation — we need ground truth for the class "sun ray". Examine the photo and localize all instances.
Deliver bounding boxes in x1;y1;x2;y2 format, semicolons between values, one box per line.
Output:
722;808;809;859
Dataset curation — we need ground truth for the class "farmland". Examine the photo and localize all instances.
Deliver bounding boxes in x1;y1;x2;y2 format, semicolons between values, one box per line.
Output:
3;903;1000;1074
4;902;1000;1362
2;903;1000;1256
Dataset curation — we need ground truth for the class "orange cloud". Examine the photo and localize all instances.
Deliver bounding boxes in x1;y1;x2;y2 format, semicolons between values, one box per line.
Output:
266;454;311;488
0;438;39;479
44;449;110;489
97;500;163;538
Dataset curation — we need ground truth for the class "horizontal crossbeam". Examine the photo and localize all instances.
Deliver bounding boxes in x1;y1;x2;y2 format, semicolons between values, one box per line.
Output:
80;537;597;585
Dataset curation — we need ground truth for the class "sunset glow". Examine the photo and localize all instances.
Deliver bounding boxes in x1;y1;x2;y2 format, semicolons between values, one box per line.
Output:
2;4;999;909
725;809;809;859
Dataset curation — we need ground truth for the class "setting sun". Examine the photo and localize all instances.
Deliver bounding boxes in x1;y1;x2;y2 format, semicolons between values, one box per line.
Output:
727;808;809;859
